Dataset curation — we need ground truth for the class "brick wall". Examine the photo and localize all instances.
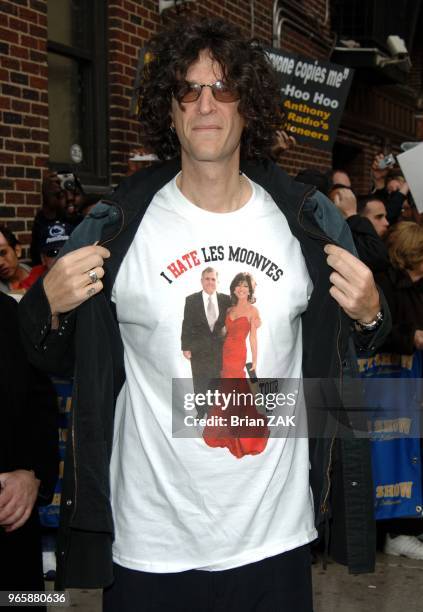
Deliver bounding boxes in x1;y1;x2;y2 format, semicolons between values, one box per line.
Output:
0;0;48;250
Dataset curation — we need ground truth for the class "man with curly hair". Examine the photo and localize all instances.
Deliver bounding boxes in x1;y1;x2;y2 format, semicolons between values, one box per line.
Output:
20;16;389;612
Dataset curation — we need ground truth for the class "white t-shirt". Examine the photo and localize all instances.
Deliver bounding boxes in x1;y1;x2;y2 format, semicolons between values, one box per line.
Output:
110;175;317;573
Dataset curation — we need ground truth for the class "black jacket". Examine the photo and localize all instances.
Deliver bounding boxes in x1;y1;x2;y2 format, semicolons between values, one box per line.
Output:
375;266;423;354
346;215;390;274
0;292;59;504
19;159;390;589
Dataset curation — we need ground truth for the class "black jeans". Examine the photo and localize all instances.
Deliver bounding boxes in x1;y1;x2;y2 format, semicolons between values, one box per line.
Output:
103;544;313;612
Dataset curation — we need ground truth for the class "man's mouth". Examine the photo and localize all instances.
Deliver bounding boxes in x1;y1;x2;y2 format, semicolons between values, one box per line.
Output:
193;125;220;131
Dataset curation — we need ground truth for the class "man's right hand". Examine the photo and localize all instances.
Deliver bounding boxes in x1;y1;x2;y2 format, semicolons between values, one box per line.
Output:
43;245;110;316
333;188;357;218
371;153;389;189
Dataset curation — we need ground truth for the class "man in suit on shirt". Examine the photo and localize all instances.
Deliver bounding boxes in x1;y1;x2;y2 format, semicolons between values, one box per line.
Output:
181;267;231;416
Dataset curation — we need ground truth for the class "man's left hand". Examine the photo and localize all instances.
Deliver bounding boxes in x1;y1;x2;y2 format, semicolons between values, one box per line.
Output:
0;470;40;532
324;244;381;323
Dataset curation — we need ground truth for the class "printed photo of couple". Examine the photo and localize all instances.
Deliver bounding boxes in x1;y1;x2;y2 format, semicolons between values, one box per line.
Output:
181;267;261;410
181;267;268;458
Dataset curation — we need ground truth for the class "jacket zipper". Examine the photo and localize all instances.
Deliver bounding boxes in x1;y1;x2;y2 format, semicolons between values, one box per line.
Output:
296;188;343;519
70;369;78;523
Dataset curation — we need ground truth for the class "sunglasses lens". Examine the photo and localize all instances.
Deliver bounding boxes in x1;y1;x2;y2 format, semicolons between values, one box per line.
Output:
212;80;239;102
176;83;200;103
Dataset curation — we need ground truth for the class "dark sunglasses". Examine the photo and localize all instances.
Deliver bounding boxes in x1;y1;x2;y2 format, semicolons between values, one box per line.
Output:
173;80;240;103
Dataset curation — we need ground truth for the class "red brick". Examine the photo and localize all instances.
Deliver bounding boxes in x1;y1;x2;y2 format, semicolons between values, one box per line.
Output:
16;179;36;191
0;26;19;44
30;103;47;116
12;127;31;139
29;23;45;38
5;139;23;151
18;6;38;21
9;16;28;33
23;115;41;127
10;44;29;59
30;129;47;140
0;152;14;164
15;154;33;165
0;125;11;137
21;60;41;75
0;96;11;109
6;192;22;204
24;141;41;152
1;56;20;70
34;156;48;167
11;99;30;112
25;193;40;205
16;206;35;218
29;75;47;89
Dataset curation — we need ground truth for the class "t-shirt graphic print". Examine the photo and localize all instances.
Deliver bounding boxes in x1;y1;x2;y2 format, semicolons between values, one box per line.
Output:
110;175;317;573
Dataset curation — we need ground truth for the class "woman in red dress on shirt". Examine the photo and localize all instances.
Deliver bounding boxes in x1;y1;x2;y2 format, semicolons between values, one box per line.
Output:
203;272;269;457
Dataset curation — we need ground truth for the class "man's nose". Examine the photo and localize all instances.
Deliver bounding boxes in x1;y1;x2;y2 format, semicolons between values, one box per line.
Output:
197;86;215;114
65;190;75;202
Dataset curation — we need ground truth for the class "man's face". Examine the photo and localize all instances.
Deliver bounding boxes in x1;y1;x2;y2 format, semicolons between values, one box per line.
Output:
0;232;20;281
45;181;82;220
170;50;245;166
362;200;389;237
201;270;218;295
332;171;351;188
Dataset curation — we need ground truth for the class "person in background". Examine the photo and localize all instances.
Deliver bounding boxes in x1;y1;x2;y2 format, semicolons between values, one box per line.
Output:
330;168;352;189
0;225;31;296
357;195;389;239
30;172;84;265
21;222;74;290
0;292;59;607
370;154;419;224
372;221;423;559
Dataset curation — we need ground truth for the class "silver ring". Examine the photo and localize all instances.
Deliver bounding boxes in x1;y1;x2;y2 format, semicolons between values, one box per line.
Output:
88;269;98;284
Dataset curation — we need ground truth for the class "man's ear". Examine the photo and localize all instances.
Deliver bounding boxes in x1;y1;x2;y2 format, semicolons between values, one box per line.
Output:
14;244;22;258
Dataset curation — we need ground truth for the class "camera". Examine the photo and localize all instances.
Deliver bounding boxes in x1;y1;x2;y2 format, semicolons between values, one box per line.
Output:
378;154;396;170
57;172;76;192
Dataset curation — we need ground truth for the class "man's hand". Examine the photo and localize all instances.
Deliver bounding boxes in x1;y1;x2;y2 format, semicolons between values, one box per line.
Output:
43;245;110;316
333;188;357;218
324;244;381;322
183;350;191;360
371;153;389;189
399;181;410;196
414;330;423;350
0;470;40;532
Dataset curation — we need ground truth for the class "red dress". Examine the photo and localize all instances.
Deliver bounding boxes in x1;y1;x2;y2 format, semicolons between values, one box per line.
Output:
203;315;269;458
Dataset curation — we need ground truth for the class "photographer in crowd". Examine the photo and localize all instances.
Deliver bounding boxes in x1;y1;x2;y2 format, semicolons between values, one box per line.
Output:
30;172;84;266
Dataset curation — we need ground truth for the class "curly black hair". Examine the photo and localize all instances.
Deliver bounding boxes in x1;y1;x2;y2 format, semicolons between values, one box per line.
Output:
138;17;284;161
